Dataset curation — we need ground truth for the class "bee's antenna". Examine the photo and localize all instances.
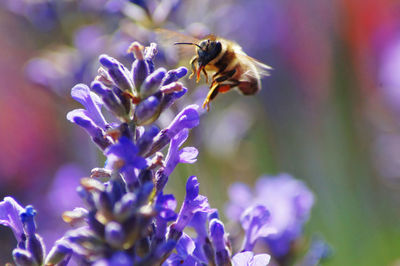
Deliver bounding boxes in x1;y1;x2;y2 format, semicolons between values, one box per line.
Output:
174;42;202;49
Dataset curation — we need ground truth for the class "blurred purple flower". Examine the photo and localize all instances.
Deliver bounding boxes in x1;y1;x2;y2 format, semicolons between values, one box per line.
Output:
240;205;276;252
2;0;58;31
226;174;314;257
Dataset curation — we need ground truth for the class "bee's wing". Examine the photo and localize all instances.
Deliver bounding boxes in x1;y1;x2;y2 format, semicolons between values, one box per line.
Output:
237;53;272;77
231;42;272;77
155;28;201;59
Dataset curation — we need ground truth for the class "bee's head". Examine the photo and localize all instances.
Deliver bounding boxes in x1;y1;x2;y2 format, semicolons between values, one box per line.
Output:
174;39;222;81
197;39;222;67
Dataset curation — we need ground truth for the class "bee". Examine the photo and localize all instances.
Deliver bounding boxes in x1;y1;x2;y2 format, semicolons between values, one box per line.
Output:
174;35;272;110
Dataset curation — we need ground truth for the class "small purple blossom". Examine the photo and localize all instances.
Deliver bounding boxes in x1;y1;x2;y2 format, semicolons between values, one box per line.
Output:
240;205;277;252
209;219;231;266
166;104;199;137
99;54;135;93
162;233;203;265
226;174;314;258
153;193;178;245
146;104;199;157
164;128;199;176
0;197;25;243
141;68;167;98
69;83;107;129
170;176;211;236
105;136;148;171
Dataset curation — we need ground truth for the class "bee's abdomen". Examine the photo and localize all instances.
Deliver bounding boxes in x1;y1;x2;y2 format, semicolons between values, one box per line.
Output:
237;77;260;95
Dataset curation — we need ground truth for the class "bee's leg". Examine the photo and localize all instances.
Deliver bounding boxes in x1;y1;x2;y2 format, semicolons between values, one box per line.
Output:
202;82;218;111
202;82;234;111
189;57;198;79
202;68;209;83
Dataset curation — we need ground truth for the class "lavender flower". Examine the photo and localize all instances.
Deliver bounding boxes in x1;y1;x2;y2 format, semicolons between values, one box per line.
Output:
209;219;231;266
0;199;46;266
226;173;314;258
168;176;212;240
240;205;277;252
0;197;25;244
162;233;203;265
68;83;108;129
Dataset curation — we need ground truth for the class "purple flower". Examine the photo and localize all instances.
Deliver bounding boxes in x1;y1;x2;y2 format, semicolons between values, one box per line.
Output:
69;83;107;129
91;81;128;119
0;197;25;243
153;193;178;244
130;42;150;90
20;206;46;265
188;212;209;262
12;248;36;266
169;176;211;240
166;105;200;137
226;174;314;257
231;251;271;266
99;54;134;93
162;67;188;86
379;37;400;116
140;68;167;98
105;136;148;171
164;129;198;176
45;238;72;265
66;111;111;150
134;93;163;125
240;205;276;252
163;233;203;265
137;126;160;156
146;104;200;157
209;219;231;266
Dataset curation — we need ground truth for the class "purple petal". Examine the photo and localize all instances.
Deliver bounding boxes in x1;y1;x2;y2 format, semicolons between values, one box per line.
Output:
232;251;271;266
71;84;106;129
241;205;276;251
156;194;177;221
174;177;211;232
66;109;89;123
209;219;226;252
179;147;198;164
99;54;134;92
232;251;253;265
172;128;189;148
176;233;195;256
164;129;191;176
0;197;25;242
166;105;199;137
225;183;253;221
186;176;199;201
252;253;271;265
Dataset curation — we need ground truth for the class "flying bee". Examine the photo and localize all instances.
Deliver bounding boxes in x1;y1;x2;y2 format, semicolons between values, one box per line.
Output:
174;35;272;110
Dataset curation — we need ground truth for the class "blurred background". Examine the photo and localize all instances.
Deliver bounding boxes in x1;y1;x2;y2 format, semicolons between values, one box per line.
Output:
0;0;400;265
